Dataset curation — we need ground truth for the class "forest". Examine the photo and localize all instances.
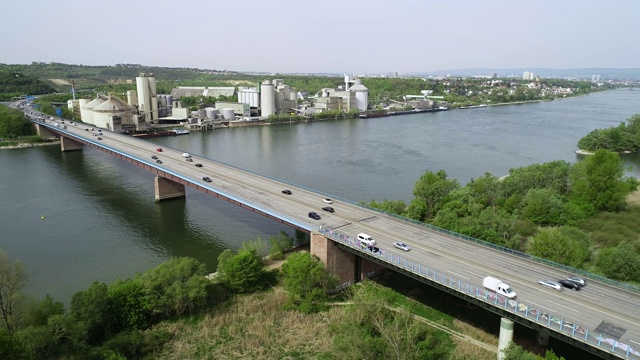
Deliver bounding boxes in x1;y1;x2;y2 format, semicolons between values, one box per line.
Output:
366;148;640;283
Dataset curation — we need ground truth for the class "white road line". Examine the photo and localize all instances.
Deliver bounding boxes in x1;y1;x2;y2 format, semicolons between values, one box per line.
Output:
527;301;556;313
448;271;470;280
464;269;483;277
546;300;575;311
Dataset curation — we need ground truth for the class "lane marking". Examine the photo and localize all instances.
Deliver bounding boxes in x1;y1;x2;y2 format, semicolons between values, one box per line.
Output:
448;271;470;281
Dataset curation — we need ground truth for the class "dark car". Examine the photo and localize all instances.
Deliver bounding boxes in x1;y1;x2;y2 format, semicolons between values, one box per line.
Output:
558;279;580;291
151;155;158;160
195;163;203;167
97;137;102;140
156;159;163;164
566;277;586;287
282;189;292;195
202;176;212;182
366;245;381;254
322;206;334;213
308;212;321;220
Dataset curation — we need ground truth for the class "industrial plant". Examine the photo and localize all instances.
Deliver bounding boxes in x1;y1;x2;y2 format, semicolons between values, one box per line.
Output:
67;73;371;132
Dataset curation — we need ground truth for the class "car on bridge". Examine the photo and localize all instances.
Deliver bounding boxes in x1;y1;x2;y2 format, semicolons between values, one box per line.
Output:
156;160;162;164
566;277;586;287
195;163;203;167
558;279;581;291
308;212;321;220
202;176;212;182
282;189;292;195
538;280;562;291
323;198;333;204
151;155;158;160
393;242;411;251
156;148;163;152
322;206;334;213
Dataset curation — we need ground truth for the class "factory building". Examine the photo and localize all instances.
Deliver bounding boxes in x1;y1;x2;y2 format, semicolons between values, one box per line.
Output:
170;86;235;98
136;73;158;123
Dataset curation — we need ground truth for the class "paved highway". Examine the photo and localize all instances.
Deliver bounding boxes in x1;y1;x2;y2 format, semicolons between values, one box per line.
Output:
24;103;640;358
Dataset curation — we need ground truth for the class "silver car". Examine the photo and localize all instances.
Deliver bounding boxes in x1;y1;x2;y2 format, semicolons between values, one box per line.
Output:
393;242;411;251
538;280;562;291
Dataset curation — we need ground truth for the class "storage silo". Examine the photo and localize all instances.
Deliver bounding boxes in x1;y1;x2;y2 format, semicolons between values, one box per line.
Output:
260;80;275;117
221;108;235;120
136;73;158;123
126;90;138;106
349;80;369;111
205;107;216;119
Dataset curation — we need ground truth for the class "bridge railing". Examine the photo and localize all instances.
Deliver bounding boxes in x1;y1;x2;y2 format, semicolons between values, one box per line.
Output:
319;228;640;360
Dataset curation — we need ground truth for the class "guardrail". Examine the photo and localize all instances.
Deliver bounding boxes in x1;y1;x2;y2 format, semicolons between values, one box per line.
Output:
319;228;640;359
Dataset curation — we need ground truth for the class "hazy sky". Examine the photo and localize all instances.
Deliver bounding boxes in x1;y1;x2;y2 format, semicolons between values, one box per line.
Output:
2;0;638;74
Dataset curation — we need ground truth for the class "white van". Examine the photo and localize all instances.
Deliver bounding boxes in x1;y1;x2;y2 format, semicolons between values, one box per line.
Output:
357;233;376;246
182;153;191;158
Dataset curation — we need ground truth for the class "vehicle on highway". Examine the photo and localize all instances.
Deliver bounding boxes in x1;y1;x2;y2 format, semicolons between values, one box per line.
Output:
195;163;203;167
538;280;562;291
90;127;95;131
566;277;586;287
482;276;517;299
151;155;158;160
156;160;162;164
97;137;102;140
558;279;581;290
393;242;411;251
156;148;163;152
282;189;292;195
85;128;89;131
186;158;193;162
357;233;376;246
365;245;381;254
308;212;321;220
323;198;333;204
202;176;212;182
322;206;334;213
182;153;191;158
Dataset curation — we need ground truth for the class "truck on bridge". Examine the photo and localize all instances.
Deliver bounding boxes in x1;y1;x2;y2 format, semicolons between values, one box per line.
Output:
483;276;517;299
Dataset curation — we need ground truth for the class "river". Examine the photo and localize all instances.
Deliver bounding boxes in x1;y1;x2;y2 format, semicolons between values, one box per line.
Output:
1;89;639;304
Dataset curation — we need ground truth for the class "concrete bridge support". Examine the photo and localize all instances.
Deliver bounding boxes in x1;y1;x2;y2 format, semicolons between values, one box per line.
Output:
60;136;83;152
497;318;514;360
310;232;356;285
154;176;186;202
34;123;57;138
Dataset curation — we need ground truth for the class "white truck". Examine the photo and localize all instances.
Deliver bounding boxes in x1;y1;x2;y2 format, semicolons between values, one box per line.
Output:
482;276;517;299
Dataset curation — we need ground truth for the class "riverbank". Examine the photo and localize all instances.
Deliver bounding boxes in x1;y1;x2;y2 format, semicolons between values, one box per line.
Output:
0;140;59;150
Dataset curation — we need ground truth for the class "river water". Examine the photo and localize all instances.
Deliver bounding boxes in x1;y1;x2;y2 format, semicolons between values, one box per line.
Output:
2;89;640;304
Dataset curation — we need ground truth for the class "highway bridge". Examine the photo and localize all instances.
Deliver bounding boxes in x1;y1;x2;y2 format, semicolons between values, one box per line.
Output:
23;105;640;359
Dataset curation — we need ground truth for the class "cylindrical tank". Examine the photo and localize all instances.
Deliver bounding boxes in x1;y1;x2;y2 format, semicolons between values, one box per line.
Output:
221;108;235;120
260;80;275;117
355;91;368;111
205;107;216;119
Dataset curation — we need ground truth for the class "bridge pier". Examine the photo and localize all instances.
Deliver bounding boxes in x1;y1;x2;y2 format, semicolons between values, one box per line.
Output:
60;136;83;152
537;331;549;346
33;123;57;139
497;318;514;360
310;232;356;285
154;176;186;202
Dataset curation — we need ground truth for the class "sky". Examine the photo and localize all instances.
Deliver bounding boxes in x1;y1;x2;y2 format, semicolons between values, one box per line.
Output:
2;0;639;74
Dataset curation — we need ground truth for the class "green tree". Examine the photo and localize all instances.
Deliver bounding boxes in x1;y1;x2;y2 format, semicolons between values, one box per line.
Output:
269;231;294;260
597;242;640;281
569;149;638;212
216;249;266;293
527;227;590;268
0;329;27;359
0;106;35;138
520;188;567;226
280;252;338;313
365;198;408;215
0;250;28;335
108;279;150;332
23;294;65;327
409;170;459;221
69;281;110;344
140;257;209;318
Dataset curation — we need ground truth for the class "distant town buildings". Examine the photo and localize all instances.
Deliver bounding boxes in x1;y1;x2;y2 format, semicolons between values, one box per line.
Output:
591;74;601;82
522;71;534;81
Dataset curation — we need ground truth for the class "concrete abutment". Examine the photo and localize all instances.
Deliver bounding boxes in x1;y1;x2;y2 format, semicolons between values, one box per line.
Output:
60;136;83;152
154;176;186;202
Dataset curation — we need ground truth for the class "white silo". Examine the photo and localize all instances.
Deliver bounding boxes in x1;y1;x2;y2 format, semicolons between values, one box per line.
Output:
205;107;216;119
349;80;369;111
221;108;235;120
136;73;158;123
260;80;275;117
